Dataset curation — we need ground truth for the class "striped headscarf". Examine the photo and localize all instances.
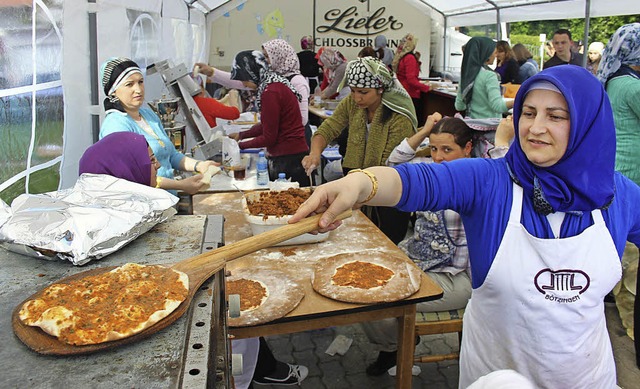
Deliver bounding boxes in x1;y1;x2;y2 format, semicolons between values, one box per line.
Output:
100;57;143;112
262;39;301;78
596;23;640;85
391;33;417;73
341;57;418;130
230;50;301;109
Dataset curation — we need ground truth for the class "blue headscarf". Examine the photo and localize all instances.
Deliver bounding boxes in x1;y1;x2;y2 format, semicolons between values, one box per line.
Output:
505;66;615;213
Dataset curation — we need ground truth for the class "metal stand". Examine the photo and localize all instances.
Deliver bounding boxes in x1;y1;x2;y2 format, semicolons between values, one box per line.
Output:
147;60;224;162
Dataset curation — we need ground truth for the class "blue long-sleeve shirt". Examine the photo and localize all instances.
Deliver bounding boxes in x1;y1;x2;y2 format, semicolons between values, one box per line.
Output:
99;106;184;179
394;158;640;288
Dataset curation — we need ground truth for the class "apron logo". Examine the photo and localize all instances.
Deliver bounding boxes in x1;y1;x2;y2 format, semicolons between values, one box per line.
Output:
534;268;590;303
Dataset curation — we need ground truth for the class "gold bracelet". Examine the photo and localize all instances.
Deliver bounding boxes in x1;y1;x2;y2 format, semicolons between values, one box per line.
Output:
347;169;378;203
155;176;163;189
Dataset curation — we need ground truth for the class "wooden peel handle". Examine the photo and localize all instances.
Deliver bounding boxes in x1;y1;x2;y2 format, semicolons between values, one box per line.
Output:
173;209;352;274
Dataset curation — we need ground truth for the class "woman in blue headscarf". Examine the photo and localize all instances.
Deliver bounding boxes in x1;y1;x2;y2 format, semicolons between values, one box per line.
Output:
290;65;640;388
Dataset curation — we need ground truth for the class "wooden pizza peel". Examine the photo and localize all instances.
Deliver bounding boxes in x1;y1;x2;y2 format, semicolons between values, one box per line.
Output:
11;210;351;355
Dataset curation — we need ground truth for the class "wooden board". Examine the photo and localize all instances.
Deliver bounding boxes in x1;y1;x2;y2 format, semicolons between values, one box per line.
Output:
11;210;351;355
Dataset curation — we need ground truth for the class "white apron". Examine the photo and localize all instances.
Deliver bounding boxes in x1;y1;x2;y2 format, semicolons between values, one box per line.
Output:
459;183;621;389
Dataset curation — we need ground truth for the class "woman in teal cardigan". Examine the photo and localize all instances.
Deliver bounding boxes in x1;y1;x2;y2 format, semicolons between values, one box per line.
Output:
302;57;417;243
455;37;514;119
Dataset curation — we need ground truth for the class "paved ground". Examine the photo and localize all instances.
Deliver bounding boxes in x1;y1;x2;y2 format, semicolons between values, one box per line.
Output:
258;302;640;389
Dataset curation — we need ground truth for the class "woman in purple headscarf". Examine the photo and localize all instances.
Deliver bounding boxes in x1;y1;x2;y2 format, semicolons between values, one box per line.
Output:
79;132;159;187
290;65;640;388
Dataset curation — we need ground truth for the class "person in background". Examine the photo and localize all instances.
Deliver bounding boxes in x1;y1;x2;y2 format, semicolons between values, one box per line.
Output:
302;57;416;244
297;35;322;92
317;47;348;100
455;37;514;119
374;35;394;68
543;29;584;68
79;132;159;187
392;33;430;126
358;46;377;58
262;39;310;127
228;50;310;186
596;22;640;368
512;43;539;83
494;40;520;84
191;75;241;128
363;113;515;376
586;41;605;75
291;65;640;388
98;57;216;195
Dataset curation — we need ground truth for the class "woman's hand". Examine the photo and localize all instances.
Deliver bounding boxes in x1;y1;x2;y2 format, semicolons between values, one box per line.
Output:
228;133;240;141
495;115;515;147
195;160;219;174
179;175;209;195
302;154;322;176
194;63;214;77
289;179;360;232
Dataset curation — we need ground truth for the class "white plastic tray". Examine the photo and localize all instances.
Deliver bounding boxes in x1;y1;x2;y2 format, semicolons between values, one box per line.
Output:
242;190;329;246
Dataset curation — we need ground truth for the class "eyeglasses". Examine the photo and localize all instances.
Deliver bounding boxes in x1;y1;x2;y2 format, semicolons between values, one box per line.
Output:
149;153;160;167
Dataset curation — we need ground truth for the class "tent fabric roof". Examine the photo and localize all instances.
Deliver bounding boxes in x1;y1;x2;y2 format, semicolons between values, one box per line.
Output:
188;0;637;27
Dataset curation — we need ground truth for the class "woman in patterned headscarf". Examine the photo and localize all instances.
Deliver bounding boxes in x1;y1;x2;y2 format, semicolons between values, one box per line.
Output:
316;47;348;99
262;39;310;130
98;57;216;195
392;33;430;125
229;50;309;186
455;37;514;119
596;23;640;366
293;65;640;389
302;56;416;244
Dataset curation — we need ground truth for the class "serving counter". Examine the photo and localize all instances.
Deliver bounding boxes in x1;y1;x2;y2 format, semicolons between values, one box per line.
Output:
193;192;444;388
1;215;229;389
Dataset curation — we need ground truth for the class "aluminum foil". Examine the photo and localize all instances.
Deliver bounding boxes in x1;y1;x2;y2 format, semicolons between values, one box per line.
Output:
0;174;178;265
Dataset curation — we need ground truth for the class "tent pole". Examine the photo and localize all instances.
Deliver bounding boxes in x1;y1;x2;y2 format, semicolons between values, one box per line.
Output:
582;0;591;68
443;17;448;78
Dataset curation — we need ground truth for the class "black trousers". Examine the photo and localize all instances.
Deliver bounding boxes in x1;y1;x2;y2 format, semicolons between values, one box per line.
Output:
268;152;310;187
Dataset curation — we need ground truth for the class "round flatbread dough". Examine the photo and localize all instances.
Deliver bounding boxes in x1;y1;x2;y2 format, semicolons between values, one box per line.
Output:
226;268;304;327
312;251;422;303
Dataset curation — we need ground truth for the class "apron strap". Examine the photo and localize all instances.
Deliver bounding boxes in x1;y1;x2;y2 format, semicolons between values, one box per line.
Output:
508;182;524;223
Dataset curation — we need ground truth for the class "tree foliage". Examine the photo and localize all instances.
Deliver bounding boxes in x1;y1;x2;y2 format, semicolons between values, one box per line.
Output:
510;15;640;45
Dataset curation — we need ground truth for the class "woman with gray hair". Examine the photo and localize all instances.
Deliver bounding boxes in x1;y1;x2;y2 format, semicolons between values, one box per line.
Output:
302;56;416;244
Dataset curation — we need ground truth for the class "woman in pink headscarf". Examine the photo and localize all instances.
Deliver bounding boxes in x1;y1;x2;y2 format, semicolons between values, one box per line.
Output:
262;39;309;127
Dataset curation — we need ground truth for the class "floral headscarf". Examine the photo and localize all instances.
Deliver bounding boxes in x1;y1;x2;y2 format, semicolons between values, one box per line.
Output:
262;39;301;78
505;66;615;214
340;57;417;130
99;57;143;113
300;35;314;51
79;132;151;186
458;37;497;106
230;50;301;109
391;33;417;72
596;23;640;85
318;47;346;70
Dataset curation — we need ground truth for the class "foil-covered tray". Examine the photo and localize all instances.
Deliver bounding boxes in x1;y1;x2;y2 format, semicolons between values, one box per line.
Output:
0;174;178;265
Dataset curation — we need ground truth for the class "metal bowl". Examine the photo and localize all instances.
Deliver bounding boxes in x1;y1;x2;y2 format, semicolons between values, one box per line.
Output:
156;97;181;115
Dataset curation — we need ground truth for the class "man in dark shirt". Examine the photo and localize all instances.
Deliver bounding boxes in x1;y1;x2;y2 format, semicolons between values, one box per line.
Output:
543;29;584;69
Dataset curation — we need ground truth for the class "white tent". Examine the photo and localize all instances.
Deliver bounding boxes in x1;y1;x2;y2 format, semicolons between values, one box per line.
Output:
0;0;637;202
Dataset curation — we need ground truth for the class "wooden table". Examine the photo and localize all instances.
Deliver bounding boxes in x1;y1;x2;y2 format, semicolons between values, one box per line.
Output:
421;89;458;118
193;192;444;388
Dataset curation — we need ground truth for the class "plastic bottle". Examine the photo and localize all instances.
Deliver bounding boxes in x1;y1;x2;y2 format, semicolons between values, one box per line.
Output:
313;86;322;106
256;151;269;185
276;173;287;182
